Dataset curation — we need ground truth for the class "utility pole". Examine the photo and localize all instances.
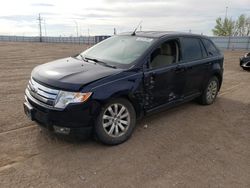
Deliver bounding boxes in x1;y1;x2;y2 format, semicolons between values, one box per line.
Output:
88;28;90;45
225;6;228;19
37;14;42;42
74;20;79;37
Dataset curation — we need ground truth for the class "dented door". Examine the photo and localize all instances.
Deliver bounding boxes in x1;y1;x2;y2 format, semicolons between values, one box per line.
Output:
143;63;187;110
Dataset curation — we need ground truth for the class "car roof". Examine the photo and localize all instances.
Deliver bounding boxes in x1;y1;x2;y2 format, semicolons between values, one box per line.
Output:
119;31;208;39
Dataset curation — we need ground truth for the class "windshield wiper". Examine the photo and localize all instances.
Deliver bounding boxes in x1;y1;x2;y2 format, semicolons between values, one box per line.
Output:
78;54;87;61
84;57;116;69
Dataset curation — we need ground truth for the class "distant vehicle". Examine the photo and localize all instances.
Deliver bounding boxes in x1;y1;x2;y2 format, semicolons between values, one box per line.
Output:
240;52;250;70
23;31;224;145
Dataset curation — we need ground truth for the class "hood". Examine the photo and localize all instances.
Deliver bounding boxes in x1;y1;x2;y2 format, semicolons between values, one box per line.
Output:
31;57;121;91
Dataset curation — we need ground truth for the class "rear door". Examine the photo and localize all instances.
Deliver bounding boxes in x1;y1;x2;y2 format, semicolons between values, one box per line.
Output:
180;37;210;97
143;38;187;110
202;38;223;69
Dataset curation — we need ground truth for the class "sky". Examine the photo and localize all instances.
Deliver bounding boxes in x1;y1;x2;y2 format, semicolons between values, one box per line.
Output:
0;0;249;37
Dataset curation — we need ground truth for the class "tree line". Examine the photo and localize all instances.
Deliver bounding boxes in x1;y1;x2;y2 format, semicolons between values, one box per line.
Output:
212;14;250;36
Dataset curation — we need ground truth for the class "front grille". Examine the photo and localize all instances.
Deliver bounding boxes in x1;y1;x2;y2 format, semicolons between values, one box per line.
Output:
26;78;59;108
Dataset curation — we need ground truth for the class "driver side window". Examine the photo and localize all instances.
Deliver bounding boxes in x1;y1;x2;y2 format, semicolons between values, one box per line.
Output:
150;40;179;69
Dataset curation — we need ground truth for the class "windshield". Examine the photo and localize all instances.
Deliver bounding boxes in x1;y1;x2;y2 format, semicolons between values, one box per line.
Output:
80;35;155;68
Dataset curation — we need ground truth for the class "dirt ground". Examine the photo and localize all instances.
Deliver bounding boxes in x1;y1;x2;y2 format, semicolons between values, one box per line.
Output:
0;42;249;188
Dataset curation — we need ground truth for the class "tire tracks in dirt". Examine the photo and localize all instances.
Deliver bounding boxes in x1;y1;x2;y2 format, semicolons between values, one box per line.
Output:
0;124;35;136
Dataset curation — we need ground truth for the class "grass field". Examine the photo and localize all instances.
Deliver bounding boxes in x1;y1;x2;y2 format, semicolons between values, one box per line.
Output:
0;42;249;187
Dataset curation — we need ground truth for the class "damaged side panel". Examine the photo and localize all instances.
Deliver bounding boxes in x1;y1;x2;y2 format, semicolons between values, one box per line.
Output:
142;64;186;111
88;71;146;118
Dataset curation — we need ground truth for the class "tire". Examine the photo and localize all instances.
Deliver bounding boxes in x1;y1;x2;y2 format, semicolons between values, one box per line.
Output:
94;98;136;145
198;76;219;105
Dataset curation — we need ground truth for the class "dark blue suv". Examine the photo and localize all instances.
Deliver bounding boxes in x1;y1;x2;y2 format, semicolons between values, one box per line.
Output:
24;31;224;145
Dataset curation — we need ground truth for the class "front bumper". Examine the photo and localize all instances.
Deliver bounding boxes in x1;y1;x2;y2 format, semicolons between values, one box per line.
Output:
240;57;245;66
240;58;250;70
23;94;101;136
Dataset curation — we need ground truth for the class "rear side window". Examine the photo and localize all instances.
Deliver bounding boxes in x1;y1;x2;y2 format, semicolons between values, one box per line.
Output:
181;38;202;61
202;39;219;56
200;40;207;57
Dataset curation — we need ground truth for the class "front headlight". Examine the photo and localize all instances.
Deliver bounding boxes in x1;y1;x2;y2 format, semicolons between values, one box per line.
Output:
54;91;92;109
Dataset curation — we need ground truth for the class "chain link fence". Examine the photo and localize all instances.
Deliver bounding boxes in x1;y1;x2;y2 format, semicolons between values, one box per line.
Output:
0;35;110;44
210;36;250;50
0;35;249;50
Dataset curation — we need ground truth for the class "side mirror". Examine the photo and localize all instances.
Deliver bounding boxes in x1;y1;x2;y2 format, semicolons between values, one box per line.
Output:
146;57;152;69
208;51;213;56
143;57;151;70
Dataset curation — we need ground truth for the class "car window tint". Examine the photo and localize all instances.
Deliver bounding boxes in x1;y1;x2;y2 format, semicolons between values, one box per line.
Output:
202;39;219;56
181;38;202;61
199;40;208;58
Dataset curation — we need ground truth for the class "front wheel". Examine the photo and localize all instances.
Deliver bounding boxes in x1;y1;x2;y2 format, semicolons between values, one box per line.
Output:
198;76;219;105
94;98;136;145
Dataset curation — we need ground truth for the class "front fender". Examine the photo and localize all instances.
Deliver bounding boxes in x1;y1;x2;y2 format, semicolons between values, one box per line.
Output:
91;72;144;103
89;72;145;118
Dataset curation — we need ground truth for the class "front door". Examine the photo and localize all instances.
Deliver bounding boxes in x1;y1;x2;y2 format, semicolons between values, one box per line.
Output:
143;39;187;110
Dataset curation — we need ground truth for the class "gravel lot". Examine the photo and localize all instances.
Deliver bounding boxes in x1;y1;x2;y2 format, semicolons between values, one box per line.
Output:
0;42;249;188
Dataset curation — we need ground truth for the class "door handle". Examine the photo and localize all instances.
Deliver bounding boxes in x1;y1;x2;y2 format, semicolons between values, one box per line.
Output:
174;66;186;73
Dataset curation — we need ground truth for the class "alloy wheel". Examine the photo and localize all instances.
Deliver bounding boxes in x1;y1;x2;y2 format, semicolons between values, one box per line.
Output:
102;103;131;137
206;80;218;103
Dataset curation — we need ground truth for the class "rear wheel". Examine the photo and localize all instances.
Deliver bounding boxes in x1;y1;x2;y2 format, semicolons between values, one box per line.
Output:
198;76;219;105
94;98;136;145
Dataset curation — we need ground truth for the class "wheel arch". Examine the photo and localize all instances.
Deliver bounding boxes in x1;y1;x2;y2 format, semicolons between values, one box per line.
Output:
212;72;222;90
91;75;144;119
106;93;143;120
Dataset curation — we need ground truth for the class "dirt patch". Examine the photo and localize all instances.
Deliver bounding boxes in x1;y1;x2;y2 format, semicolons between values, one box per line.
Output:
0;42;249;187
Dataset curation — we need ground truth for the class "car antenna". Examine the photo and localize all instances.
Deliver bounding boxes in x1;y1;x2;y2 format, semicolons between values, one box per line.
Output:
131;20;142;36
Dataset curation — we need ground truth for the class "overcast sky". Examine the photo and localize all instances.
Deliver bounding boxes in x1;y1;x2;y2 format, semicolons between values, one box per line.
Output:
0;0;249;36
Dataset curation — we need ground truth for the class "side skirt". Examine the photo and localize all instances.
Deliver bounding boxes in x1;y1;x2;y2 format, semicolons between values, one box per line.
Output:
145;92;201;116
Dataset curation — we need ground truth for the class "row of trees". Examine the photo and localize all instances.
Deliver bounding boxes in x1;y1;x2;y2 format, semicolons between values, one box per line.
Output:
212;14;250;36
